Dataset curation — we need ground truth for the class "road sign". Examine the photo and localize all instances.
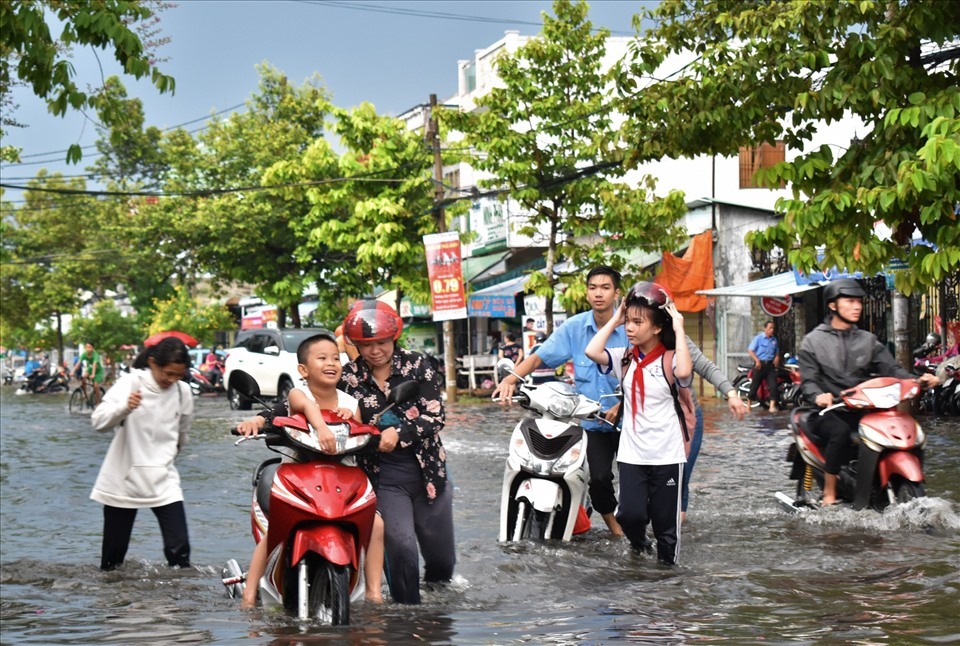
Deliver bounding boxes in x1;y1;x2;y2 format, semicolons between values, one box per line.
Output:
761;295;792;317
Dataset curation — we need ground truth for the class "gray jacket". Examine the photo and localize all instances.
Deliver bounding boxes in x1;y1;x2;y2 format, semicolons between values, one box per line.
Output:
687;336;734;406
798;322;912;405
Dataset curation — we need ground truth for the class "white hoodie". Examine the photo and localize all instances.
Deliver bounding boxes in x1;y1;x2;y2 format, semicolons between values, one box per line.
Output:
90;369;193;508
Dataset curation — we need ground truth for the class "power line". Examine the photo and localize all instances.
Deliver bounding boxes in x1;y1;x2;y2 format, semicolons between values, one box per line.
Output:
300;0;637;36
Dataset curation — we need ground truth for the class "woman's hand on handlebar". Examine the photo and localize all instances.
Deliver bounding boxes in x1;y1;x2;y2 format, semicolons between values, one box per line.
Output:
814;392;834;408
603;402;621;425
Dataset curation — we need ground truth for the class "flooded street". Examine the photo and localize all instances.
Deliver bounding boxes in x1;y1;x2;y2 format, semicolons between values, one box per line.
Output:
1;386;958;644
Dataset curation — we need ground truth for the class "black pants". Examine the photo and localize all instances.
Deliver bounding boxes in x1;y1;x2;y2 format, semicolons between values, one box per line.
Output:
810;410;864;475
616;462;683;565
585;429;620;515
377;480;456;604
748;361;778;403
100;501;190;571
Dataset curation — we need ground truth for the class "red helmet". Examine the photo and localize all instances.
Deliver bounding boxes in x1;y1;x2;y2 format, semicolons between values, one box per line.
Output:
343;300;403;343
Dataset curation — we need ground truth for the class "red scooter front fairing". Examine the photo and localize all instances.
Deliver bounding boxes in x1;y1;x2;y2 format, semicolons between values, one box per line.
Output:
265;460;377;572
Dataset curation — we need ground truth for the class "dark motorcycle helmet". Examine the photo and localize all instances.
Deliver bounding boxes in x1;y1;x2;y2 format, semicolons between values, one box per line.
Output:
823;278;865;303
925;332;942;347
343;300;403;344
534;332;548;344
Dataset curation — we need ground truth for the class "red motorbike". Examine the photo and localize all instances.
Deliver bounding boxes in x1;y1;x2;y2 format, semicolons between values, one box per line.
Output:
221;375;417;624
733;356;802;408
779;377;926;511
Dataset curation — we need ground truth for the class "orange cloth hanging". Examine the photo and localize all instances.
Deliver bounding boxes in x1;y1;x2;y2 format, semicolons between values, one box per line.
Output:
655;230;714;312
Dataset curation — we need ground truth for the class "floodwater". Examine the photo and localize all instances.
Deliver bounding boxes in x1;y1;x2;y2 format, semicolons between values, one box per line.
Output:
1;386;958;644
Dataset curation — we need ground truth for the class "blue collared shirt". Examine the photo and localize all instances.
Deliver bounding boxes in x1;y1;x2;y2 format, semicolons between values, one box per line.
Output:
533;310;627;432
749;332;779;361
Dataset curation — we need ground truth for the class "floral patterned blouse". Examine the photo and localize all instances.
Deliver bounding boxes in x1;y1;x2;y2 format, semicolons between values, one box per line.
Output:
339;346;448;501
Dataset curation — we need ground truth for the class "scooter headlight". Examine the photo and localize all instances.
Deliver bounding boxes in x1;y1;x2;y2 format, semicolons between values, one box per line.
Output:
915;421;925;447
546;392;578;418
549;444;583;475
285;421;372;455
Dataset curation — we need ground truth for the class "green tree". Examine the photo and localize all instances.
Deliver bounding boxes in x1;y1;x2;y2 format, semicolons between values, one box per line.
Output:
444;0;687;330
67;300;142;359
169;64;332;327
267;101;443;312
0;173;103;360
146;284;234;347
1;0;175;163
615;0;960;294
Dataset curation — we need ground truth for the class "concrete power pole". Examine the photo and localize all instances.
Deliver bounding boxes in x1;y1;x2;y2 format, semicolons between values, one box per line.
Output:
428;94;459;403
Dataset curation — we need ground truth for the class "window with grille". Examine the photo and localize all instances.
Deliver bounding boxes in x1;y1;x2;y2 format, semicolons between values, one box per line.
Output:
739;141;786;188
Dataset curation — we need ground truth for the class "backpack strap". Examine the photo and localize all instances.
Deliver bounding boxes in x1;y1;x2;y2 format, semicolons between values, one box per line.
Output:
661;350;691;443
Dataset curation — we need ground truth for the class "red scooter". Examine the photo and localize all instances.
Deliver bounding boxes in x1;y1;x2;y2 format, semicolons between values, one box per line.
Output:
221;375;417;624
734;356;802;408
778;377;926;511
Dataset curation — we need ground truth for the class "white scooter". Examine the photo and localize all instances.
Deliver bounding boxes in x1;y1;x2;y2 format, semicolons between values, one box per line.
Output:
496;373;611;541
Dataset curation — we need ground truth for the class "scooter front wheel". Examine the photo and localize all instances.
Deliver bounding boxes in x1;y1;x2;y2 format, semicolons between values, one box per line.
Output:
307;559;350;625
891;476;925;505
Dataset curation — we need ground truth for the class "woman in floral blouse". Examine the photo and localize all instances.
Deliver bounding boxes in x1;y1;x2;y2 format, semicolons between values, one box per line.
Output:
339;300;455;604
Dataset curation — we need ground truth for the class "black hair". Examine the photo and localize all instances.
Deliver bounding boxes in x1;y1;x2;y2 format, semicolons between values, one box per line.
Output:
764;320;774;328
133;337;191;369
626;301;676;350
505;332;517;343
296;333;339;364
586;265;621;290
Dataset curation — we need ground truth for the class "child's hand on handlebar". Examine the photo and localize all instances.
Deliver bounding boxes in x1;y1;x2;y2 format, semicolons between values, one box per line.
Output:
236;416;266;437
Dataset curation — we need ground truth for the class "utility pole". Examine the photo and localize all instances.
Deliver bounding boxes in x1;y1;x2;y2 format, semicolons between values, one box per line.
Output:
428;94;459;403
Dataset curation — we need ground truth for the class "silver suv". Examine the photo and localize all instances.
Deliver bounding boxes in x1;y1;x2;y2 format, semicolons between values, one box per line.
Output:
224;328;332;409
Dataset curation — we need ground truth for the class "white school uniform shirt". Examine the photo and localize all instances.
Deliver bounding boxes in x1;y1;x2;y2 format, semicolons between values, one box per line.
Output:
603;346;692;466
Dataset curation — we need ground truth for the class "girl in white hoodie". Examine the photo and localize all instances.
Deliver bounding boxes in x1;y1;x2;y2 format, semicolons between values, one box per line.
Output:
90;337;194;571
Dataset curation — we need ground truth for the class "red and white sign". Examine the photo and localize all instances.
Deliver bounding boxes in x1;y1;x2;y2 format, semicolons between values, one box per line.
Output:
761;295;792;317
423;231;467;321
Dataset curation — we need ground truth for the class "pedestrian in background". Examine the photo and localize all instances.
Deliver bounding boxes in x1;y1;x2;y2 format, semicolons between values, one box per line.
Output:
747;321;780;412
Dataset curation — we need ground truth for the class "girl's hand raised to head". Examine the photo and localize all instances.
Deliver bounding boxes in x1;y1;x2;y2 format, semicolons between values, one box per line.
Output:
664;300;684;331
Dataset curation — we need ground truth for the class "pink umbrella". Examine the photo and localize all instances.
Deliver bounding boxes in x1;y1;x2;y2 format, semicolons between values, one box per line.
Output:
144;330;199;348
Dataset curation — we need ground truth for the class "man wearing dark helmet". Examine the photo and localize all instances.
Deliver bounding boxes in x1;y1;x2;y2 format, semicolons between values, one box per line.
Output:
798;279;939;505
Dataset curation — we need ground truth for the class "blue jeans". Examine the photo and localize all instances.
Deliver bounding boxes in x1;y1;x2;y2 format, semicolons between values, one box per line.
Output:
680;406;704;512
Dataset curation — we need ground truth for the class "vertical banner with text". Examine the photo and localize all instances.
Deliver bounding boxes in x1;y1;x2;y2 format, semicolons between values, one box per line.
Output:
423;231;467;321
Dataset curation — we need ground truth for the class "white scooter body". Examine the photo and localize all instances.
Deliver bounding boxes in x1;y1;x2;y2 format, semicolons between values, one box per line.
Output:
498;380;603;542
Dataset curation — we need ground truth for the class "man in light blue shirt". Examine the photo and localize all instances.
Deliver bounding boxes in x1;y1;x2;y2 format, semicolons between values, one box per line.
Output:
493;266;627;537
747;320;781;412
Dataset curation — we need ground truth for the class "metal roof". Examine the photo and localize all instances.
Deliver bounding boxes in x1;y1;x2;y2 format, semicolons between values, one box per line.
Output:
696;272;821;298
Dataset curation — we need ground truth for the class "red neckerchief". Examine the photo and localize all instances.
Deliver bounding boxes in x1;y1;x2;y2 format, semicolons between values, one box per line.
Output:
631;342;665;412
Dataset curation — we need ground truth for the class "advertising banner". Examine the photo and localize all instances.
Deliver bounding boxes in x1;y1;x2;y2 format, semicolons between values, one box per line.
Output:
423;231;467;321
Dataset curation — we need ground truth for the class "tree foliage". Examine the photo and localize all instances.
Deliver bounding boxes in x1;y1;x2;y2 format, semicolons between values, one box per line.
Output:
615;0;960;294
170;64;332;327
267;101;443;313
0;0;175;163
146;284;234;347
67;300;143;357
444;0;688;329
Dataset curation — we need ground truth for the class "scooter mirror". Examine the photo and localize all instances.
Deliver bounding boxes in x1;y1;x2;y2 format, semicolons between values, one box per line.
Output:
390;380;420;405
232;372;261;399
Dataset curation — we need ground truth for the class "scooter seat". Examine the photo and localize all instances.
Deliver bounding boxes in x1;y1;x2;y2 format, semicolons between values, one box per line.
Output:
253;458;281;517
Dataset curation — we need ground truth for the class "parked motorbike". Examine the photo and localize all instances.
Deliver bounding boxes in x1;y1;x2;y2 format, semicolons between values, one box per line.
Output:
733;354;802;409
935;358;960;416
2;365;14;385
221;374;417;624
495;375;607;542
15;368;70;395
186;366;222;396
778;376;927;511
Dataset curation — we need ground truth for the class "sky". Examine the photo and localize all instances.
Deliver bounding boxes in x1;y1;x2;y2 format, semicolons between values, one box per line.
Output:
1;0;656;192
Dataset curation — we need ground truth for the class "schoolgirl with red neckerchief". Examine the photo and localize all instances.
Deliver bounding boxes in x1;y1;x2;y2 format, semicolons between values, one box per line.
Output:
585;281;691;565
